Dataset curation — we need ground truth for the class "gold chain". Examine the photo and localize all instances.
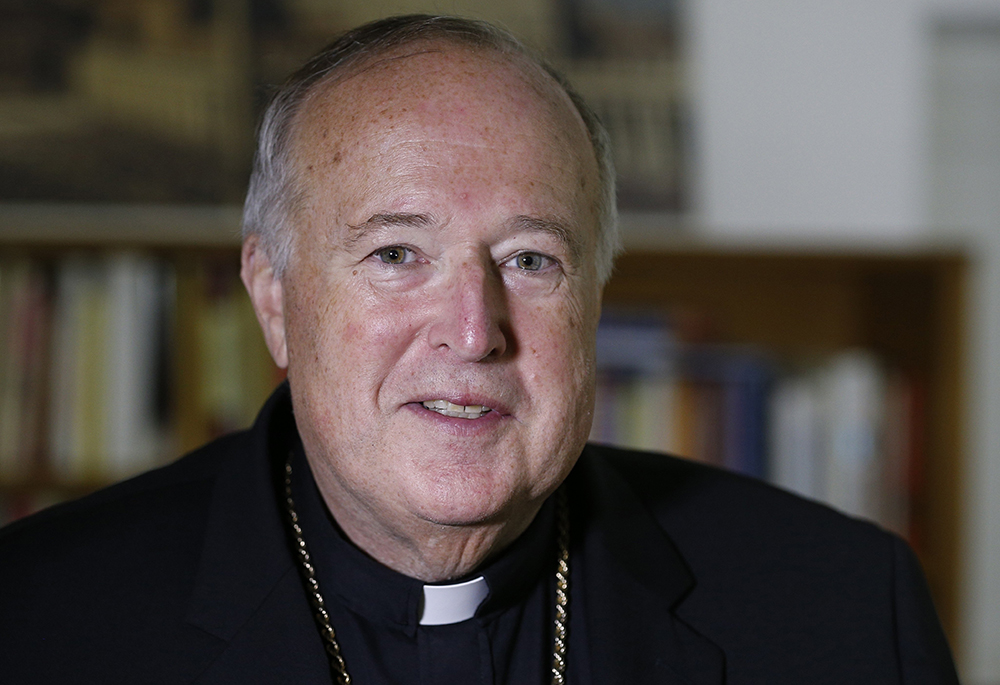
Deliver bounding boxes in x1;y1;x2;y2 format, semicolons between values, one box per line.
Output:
283;458;352;684
282;453;571;684
551;485;571;685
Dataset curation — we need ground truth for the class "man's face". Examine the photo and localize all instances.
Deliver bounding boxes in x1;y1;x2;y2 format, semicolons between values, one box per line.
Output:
274;45;603;542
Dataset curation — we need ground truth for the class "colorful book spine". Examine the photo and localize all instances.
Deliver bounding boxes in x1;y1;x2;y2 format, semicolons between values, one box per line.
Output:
0;259;50;480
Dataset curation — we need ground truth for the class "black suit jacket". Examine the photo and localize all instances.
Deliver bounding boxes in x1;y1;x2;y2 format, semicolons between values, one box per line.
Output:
0;384;959;683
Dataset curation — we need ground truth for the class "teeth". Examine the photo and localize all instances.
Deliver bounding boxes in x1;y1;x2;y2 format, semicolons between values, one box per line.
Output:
422;399;492;419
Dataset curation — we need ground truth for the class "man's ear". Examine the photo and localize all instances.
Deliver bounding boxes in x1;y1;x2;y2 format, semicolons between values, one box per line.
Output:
241;236;289;369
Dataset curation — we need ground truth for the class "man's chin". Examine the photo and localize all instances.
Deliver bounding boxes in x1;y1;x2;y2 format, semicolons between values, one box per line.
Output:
403;481;529;530
396;456;565;531
409;497;509;529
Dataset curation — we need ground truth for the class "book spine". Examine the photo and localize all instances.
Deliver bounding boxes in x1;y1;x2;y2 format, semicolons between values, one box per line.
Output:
768;373;823;500
820;350;886;522
105;251;166;479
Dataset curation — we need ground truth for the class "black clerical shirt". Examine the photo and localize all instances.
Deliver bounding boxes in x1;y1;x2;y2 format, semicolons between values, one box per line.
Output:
290;442;592;684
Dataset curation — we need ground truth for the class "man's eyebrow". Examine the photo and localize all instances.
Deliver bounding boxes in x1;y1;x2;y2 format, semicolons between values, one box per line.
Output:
346;213;433;244
510;215;583;261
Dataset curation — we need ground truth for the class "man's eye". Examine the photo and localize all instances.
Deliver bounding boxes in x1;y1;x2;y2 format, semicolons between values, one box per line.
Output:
512;252;550;271
375;246;411;264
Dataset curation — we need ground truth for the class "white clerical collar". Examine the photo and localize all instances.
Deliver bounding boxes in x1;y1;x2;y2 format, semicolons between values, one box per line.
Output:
419;576;489;625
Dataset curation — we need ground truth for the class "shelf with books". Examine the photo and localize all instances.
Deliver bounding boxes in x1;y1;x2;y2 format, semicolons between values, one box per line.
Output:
0;231;966;644
0;247;282;520
599;248;965;643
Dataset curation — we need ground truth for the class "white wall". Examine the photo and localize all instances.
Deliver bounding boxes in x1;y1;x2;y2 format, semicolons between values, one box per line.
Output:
688;1;1000;681
688;0;928;239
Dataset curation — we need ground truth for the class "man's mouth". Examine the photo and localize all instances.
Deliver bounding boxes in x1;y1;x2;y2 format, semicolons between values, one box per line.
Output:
421;400;493;419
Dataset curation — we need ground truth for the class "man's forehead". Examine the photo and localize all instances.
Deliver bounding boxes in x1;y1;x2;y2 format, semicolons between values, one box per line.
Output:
292;42;586;155
284;40;602;244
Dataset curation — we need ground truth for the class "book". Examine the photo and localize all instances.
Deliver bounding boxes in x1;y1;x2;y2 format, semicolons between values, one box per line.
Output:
820;350;887;522
768;371;823;501
47;253;170;482
767;351;915;533
104;251;168;479
49;255;104;481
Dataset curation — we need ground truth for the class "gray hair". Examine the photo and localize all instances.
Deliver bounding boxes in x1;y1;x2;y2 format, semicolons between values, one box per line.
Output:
242;14;621;284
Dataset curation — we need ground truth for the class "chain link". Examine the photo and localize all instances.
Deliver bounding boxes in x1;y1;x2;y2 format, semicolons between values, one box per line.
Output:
551;487;571;684
284;460;352;684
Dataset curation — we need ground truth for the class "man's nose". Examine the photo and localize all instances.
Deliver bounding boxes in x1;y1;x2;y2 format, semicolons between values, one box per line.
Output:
427;256;508;362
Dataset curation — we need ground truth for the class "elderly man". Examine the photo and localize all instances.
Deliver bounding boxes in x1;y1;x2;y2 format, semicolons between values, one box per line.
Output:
0;15;958;685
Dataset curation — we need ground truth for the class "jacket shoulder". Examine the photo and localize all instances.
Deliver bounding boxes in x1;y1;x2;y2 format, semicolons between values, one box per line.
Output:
0;429;245;547
0;431;256;680
581;443;958;683
0;430;250;619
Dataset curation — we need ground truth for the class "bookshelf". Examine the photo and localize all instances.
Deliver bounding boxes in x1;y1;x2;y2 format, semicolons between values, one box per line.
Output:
0;211;281;515
0;208;966;645
602;247;966;643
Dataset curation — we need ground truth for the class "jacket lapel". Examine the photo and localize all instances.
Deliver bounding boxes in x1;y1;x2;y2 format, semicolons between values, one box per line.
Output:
183;384;330;684
574;450;725;685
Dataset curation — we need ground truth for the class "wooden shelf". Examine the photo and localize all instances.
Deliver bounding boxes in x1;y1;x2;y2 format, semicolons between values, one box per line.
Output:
0;203;242;248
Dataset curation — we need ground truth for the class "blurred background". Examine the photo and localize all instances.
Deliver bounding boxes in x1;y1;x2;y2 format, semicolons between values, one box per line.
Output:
0;0;998;681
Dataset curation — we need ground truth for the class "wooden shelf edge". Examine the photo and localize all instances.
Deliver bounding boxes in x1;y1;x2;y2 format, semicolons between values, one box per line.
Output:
0;203;243;248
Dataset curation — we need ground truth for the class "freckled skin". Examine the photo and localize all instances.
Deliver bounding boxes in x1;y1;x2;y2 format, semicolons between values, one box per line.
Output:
245;43;603;581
